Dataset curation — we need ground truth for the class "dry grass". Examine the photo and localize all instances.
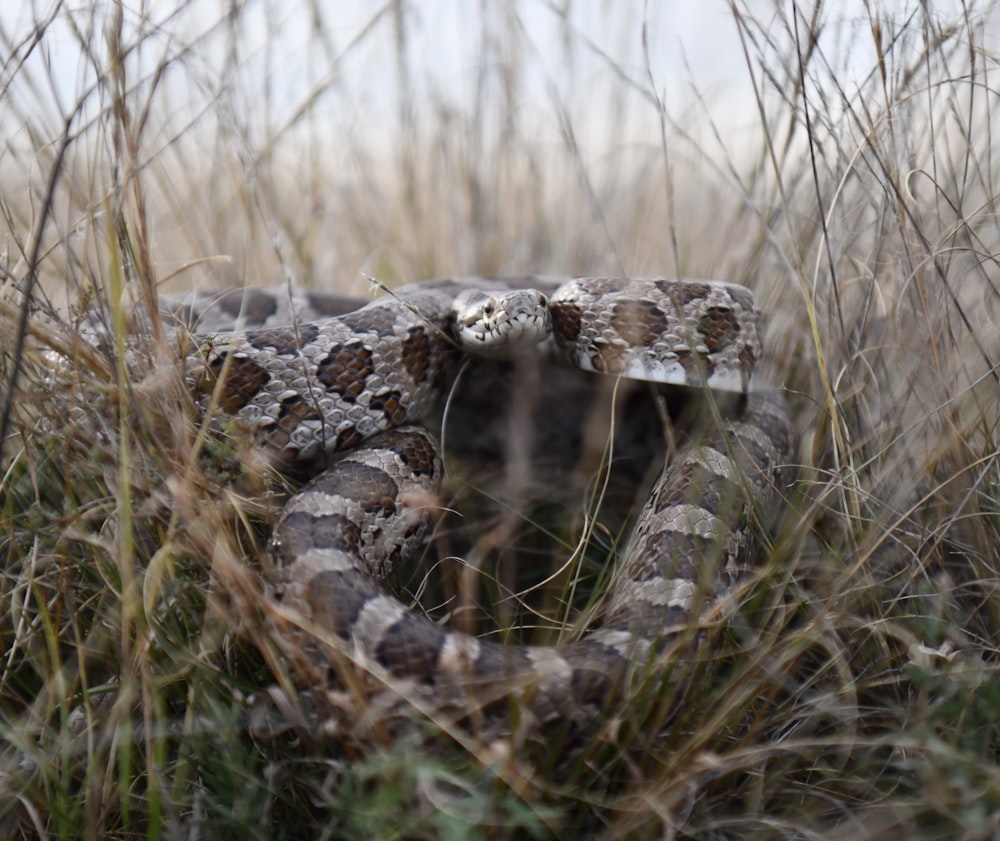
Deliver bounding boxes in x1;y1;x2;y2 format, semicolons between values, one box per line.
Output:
1;0;1000;838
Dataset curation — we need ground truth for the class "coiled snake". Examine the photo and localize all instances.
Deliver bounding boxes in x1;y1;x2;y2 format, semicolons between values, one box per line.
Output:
180;276;794;729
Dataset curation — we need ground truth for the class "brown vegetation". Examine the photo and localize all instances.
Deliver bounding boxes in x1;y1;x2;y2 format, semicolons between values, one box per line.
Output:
1;1;999;837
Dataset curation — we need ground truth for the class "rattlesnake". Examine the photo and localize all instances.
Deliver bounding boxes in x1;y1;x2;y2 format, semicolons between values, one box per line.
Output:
176;276;794;729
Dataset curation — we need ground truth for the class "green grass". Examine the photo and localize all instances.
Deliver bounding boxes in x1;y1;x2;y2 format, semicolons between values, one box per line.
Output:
2;0;1000;837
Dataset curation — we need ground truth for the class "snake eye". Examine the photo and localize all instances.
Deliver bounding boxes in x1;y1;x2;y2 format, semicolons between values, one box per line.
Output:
483;300;495;317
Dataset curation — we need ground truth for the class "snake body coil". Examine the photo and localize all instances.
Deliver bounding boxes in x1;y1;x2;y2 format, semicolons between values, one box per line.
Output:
180;277;794;727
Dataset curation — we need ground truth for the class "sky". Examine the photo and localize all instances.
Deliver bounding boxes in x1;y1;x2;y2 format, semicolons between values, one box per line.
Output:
2;0;997;161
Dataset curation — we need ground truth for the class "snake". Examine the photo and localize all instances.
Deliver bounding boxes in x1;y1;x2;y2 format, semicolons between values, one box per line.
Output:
177;276;795;729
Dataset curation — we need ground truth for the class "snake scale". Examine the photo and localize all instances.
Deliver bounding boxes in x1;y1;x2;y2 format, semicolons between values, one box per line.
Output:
176;276;794;729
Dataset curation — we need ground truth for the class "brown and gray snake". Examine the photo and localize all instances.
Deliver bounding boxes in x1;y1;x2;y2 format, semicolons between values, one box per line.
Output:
168;276;794;730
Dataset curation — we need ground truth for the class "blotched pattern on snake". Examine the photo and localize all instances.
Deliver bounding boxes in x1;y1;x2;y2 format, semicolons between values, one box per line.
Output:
177;276;794;729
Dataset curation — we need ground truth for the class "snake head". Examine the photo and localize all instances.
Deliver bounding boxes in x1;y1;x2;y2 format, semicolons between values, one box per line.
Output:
452;288;552;357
